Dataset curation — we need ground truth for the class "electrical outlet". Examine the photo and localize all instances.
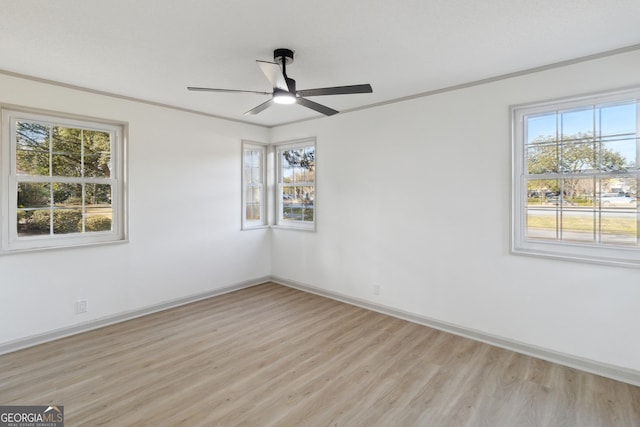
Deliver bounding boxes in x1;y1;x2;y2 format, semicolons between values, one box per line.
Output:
373;285;381;296
76;300;88;314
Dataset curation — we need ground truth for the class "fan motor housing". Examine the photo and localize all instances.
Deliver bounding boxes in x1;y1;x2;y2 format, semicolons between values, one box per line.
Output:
274;48;294;65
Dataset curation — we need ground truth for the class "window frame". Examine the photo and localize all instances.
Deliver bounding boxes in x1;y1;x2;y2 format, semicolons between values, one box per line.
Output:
274;138;316;231
511;87;640;267
1;106;128;253
241;140;267;230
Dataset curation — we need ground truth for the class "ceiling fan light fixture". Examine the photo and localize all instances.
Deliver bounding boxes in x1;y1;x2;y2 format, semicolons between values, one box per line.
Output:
273;90;296;105
188;48;372;116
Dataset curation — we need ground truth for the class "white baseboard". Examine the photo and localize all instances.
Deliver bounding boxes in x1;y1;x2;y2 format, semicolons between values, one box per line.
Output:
0;276;270;356
272;276;640;387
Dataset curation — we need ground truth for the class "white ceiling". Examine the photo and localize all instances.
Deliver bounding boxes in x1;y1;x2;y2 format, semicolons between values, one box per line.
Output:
1;0;640;127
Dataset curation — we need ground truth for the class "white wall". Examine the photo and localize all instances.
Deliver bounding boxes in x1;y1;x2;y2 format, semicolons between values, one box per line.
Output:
0;74;270;346
2;49;639;379
269;49;640;374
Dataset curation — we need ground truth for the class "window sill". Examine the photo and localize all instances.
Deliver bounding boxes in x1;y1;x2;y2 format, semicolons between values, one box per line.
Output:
271;224;316;232
1;237;129;256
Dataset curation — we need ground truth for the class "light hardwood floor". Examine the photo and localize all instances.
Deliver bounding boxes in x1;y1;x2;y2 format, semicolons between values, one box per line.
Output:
1;283;639;426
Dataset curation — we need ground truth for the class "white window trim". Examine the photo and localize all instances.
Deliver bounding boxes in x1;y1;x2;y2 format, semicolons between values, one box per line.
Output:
241;140;267;230
511;87;640;267
274;138;316;231
1;106;128;254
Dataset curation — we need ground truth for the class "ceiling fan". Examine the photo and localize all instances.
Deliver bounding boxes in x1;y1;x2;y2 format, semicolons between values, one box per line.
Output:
187;48;373;116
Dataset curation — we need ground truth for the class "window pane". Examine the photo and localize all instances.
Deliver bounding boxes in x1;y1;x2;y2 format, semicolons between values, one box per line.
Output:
527;142;558;174
561;140;596;173
48;182;83;234
303;206;314;222
16;121;50;176
282;151;292;168
17;182;51;237
20;209;52;236
282;152;294;183
302;185;314;205
53;183;82;207
599;138;636;171
18;182;50;209
248;151;263;185
84;130;112;178
86;183;112;205
291;166;300;184
283;186;295;202
527;113;556;144
598;102;637;171
282;185;301;221
599;102;636;138
282;147;315;183
86;183;112;214
282;207;306;222
243;163;252;184
51;152;81;177
560;107;594;138
561;210;595;243
50;208;82;234
86;184;112;232
560;177;596;245
251;164;262;184
52;126;82;177
599;176;637;203
244;149;262;185
564;177;596;207
245;204;258;221
600;210;637;246
246;200;261;221
303;147;315;183
526;179;559;240
251;150;259;167
250;187;262;204
302;184;314;222
526;179;560;202
306;165;315;183
282;201;295;221
245;187;262;222
282;165;293;183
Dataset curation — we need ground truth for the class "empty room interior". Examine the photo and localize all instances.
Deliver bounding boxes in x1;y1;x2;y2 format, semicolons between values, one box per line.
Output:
1;1;640;425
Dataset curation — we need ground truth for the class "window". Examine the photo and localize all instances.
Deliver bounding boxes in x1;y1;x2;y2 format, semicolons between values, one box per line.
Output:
241;141;266;229
1;107;127;253
276;138;316;230
512;88;640;266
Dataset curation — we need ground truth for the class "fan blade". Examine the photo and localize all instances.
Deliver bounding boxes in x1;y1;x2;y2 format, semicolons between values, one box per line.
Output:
297;97;339;116
187;87;271;95
244;99;274;115
296;84;372;97
256;61;289;91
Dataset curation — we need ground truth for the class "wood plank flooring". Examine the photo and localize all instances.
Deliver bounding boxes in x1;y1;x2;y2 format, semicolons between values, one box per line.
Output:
1;283;639;426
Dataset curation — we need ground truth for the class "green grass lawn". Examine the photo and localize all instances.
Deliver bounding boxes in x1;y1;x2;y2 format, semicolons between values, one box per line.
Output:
527;216;636;234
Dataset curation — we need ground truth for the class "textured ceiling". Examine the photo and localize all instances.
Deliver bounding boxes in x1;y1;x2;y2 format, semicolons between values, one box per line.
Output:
1;0;639;127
